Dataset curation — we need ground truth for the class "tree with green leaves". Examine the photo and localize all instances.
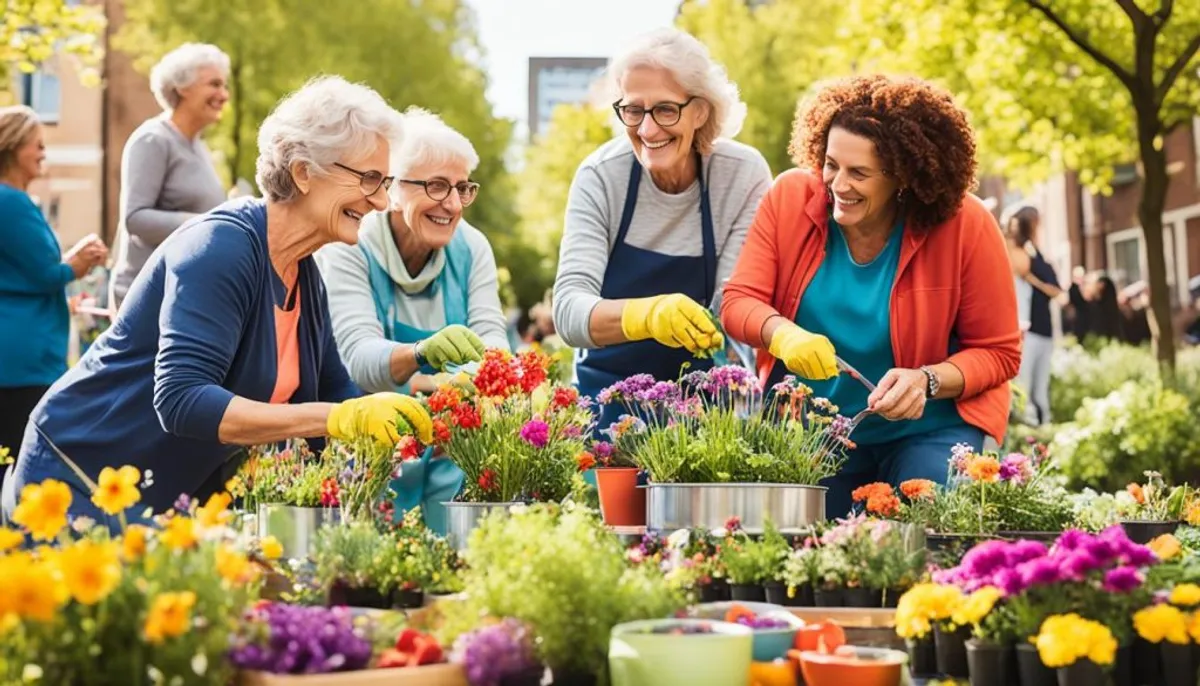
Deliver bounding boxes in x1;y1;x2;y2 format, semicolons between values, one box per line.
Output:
1;0;106;100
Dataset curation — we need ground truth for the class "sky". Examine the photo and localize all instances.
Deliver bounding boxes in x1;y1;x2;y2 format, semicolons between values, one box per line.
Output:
466;0;681;140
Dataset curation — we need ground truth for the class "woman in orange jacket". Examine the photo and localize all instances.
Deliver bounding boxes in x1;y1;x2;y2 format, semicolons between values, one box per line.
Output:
721;75;1021;517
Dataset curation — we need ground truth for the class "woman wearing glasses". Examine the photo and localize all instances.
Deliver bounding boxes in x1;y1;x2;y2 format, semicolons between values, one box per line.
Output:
315;108;505;532
4;77;432;527
553;28;772;431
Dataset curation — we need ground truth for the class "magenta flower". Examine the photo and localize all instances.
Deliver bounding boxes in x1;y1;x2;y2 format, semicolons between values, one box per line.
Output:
1102;566;1144;593
1016;556;1061;588
998;453;1033;483
519;420;550;448
593;441;613;459
960;540;1011;579
1059;550;1103;581
1005;540;1049;566
1055;529;1088;552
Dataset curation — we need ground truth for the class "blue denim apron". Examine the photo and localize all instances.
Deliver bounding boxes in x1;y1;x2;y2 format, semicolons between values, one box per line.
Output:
360;231;471;534
576;153;717;435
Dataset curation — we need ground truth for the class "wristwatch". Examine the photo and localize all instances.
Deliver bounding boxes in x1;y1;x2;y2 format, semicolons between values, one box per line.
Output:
919;366;941;399
413;340;429;368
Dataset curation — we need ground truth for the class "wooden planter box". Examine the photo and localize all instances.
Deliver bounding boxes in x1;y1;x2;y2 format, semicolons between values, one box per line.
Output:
239;664;468;686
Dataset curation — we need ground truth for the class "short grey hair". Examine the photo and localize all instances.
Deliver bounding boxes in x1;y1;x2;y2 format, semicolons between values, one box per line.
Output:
0;105;40;176
149;43;230;111
388;108;479;199
608;27;747;155
255;75;403;203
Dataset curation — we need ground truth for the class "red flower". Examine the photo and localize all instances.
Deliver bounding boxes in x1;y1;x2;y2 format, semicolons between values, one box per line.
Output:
724;516;742;533
477;468;498;493
428;386;462;414
431;419;451;444
575;451;596;471
320;478;340;507
518;350;549;393
451;403;481;429
395;435;421;460
475;350;519;397
552;386;579;410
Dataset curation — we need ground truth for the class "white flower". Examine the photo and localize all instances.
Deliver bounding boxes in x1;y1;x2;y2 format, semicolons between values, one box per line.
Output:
191;653;208;676
667;529;690;549
71;517;96;533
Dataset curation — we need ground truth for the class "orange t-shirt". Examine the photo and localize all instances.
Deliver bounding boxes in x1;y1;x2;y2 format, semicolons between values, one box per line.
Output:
270;278;301;404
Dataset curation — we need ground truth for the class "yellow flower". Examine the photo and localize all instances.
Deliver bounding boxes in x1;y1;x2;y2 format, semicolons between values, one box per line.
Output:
1149;534;1182;562
1186;500;1200;527
1171;584;1200;607
12;479;72;541
194;492;232;529
90;466;142;515
1135;604;1191;644
952;586;1003;627
259;536;283;560
215;545;257;584
894;583;964;639
0;552;65;622
159;517;198;551
143;591;196;644
225;476;244;497
57;540;121;605
122;525;149;562
1036;614;1117;667
1188;612;1200;643
0;528;23;553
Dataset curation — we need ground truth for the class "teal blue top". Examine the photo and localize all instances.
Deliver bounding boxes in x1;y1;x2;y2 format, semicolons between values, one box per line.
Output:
794;218;964;445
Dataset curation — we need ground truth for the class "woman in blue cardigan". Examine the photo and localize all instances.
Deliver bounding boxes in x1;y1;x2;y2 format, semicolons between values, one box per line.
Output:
2;77;433;525
0;105;108;491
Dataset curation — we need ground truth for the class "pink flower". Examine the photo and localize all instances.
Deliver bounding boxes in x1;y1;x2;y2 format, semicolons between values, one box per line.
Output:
519;420;550;448
998;453;1033;484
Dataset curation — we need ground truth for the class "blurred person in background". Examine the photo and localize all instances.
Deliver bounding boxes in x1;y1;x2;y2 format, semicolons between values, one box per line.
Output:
109;43;230;312
0;105;108;486
1006;206;1065;425
1083;272;1126;343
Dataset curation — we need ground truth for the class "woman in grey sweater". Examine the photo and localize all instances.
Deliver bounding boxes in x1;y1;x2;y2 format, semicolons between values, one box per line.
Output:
552;28;772;432
109;43;230;311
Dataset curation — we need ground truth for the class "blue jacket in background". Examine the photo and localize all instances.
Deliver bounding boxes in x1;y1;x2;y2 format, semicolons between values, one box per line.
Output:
5;198;361;516
0;184;73;388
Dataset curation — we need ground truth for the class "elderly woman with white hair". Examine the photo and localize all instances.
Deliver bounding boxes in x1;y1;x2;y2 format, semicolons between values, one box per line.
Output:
316;107;507;530
553;27;772;431
109;42;231;311
4;76;432;527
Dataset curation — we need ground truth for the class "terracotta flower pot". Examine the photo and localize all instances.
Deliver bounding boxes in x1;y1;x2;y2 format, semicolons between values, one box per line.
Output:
595;468;646;527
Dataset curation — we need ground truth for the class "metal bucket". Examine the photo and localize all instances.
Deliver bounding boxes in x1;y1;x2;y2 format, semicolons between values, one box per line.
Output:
644;483;826;534
443;501;519;551
256;504;341;560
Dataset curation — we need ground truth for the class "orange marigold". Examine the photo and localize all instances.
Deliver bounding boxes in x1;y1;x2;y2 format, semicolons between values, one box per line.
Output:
900;479;936;500
1127;483;1146;505
965;456;1000;483
851;482;893;503
866;494;901;517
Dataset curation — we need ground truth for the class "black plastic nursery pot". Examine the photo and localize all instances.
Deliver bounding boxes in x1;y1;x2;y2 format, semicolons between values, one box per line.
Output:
500;666;547;686
843;586;883;608
763;581;789;606
549;669;599;686
1056;659;1106;686
791;582;815;607
813;586;845;607
697;578;731;603
1161;641;1194;686
729;583;766;602
965;639;1013;686
933;624;971;679
906;637;938;677
390;587;425;609
883;586;906;608
326;580;389;609
1120;520;1182;545
1016;642;1057;686
1132;637;1165;686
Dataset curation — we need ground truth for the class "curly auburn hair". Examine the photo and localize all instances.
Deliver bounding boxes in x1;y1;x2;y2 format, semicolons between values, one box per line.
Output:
789;75;978;229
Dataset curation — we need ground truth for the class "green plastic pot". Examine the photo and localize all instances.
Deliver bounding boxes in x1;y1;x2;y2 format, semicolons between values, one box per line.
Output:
609;619;753;686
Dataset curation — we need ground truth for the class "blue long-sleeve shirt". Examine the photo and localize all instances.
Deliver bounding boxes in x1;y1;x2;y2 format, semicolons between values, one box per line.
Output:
8;198;360;514
0;184;74;387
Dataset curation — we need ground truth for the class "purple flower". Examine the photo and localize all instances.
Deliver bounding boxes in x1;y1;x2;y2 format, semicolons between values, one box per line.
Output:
634;381;680;403
961;540;1012;580
707;365;756;393
1059;550;1103;581
1121;543;1157;568
1017;556;1061;588
593;441;613;459
993;568;1025;596
1102;566;1144;593
228;603;371;675
1081;537;1117;565
519;420;550;448
452;619;540;686
998;453;1033;483
1055;529;1089;552
828;415;852;439
576;394;594;409
560;424;582;439
1005;540;1049;566
172;493;192;512
950;442;974;471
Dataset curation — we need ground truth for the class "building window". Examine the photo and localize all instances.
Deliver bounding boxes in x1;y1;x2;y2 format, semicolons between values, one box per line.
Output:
1111;235;1141;285
21;70;62;124
1107;227;1182;307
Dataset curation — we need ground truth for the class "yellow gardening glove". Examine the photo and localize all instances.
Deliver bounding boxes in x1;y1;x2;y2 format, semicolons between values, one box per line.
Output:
768;323;838;380
327;392;434;446
621;293;723;354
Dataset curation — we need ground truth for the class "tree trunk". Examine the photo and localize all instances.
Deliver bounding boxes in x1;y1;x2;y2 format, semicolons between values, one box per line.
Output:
227;52;244;186
1132;99;1177;372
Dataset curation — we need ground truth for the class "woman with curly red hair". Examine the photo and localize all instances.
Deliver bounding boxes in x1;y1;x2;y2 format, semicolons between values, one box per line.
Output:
721;75;1021;516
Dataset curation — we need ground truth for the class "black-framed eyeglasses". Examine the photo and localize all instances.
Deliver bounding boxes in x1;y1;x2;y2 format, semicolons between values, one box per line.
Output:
612;96;698;128
334;162;394;196
398;178;481;206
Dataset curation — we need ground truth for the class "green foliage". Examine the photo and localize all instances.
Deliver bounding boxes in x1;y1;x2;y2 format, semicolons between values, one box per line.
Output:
1;0;106;99
1049;341;1161;423
720;521;790;585
1052;381;1200;491
446;504;686;677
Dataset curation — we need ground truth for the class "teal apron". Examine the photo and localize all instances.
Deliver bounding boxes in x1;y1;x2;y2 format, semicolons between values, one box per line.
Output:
360;229;472;534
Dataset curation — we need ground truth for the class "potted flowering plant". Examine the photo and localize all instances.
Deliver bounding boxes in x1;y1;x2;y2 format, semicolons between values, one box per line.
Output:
0;467;265;685
782;545;820;607
598;368;850;533
718;521;790;603
450;619;543;686
1130;588;1200;686
1119;471;1192;544
894;582;964;677
592;420;647;527
427;349;594;549
1033;614;1121;686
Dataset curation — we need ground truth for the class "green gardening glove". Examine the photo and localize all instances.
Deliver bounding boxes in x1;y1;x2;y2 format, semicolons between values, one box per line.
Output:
415;324;486;372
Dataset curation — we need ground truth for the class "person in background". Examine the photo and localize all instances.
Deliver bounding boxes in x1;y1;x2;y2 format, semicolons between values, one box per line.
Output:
4;77;431;527
316;108;506;532
1067;265;1091;341
1084;272;1126;343
0;105;108;487
721;75;1021;517
1007;206;1063;425
553;27;772;431
1184;275;1200;345
108;43;230;312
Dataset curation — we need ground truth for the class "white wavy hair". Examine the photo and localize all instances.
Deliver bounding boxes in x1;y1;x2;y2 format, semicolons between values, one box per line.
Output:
607;27;747;154
255;75;403;203
149;43;230;111
388;107;479;200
